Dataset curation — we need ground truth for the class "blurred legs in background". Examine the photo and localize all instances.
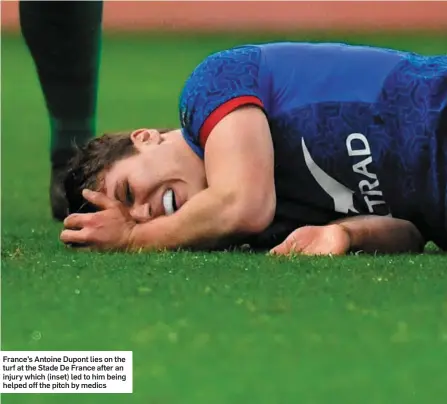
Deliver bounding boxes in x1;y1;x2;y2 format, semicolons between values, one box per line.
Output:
19;0;103;221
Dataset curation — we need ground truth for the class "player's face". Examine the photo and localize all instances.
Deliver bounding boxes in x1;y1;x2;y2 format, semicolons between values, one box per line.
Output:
101;129;207;222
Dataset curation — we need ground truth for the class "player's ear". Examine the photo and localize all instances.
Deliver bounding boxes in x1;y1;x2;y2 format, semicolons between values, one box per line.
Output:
130;129;161;147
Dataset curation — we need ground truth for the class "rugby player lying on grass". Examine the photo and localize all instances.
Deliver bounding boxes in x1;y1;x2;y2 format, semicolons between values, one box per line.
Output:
60;42;447;256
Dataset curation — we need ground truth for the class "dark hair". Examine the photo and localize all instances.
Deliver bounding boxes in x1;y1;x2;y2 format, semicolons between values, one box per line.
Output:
64;129;175;215
64;132;136;214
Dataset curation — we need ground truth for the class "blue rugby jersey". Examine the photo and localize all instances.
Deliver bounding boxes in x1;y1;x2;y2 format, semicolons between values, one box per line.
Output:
179;42;447;250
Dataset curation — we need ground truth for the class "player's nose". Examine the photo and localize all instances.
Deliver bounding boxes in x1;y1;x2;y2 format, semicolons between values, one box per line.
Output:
129;203;151;223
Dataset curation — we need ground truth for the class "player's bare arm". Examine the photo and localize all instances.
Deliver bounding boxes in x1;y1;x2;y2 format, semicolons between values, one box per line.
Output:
270;215;425;256
131;105;276;250
61;106;276;251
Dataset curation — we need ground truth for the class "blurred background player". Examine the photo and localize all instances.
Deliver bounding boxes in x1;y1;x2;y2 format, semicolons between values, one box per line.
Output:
19;0;103;221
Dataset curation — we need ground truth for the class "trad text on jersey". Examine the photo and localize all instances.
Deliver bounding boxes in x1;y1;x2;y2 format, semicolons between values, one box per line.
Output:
346;133;389;215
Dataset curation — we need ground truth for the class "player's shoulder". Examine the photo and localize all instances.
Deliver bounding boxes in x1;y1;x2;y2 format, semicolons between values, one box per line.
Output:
183;45;263;87
179;44;264;125
205;44;264;63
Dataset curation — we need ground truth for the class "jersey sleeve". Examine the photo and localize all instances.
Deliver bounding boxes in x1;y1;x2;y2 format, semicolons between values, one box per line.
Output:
179;46;266;158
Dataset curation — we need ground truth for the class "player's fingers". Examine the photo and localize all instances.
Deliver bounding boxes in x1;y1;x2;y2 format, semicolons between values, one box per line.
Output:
63;212;95;229
60;229;90;245
269;234;299;256
82;189;118;210
269;242;285;255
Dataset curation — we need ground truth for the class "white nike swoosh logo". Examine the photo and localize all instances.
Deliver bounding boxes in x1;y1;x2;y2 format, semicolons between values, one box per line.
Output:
302;138;358;214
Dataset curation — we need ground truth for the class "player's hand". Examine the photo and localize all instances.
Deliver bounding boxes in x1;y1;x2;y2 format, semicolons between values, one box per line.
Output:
60;189;137;251
269;224;351;256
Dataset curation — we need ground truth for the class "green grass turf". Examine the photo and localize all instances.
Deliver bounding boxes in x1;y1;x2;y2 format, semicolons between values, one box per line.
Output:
2;31;447;403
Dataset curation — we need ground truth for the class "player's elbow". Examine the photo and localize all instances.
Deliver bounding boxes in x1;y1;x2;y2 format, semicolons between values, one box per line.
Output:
408;224;425;253
228;191;276;235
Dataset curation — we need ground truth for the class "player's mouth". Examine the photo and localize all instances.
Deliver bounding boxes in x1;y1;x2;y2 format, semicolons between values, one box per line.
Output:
162;188;178;216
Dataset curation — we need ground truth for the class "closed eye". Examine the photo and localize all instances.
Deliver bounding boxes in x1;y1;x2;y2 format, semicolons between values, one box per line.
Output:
125;181;134;205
